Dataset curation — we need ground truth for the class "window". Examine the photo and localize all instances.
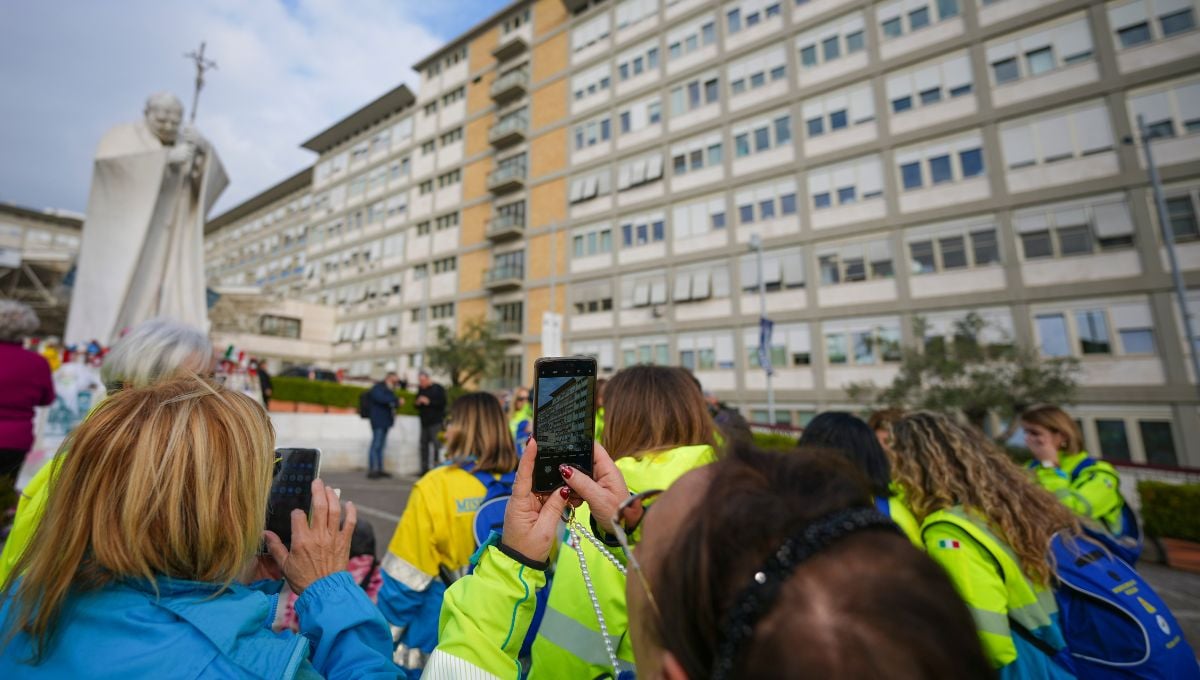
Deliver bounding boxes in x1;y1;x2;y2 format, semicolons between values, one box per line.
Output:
823;319;902;366
673;262;731;303
571;340;615;373
569;169;614;204
671;132;723;177
1037;299;1157;358
260;315;301;339
1036;314;1071;356
1000;101;1115;169
890;53;975;115
1096;420;1133;461
803;83;875;138
430;302;455;320
619;211;667;248
1075;310;1111;354
392;117;414;145
621;336;670;366
796;13;866;71
422;102;437;116
808;155;884;209
431;256;457;274
986;15;1094;85
669;72;721;116
418;180;434;195
1109;0;1196;50
734;179;798;226
572;64;612;103
572;223;614;257
1014;194;1136;259
434;212;459;231
819;240;893;285
1128;78;1200;142
727;45;788;98
620;97;662;136
616;0;657;29
439;128;463;146
573;116;612;150
617;40;660;81
732;112;792;159
740;247;805;294
623;275;669;309
726;0;782;35
744;323;811;369
572;13;611;53
1139;421;1178;466
571;280;614;315
877;0;959;39
667;14;717;61
617;154;665;191
420;140;436;155
678;331;736;370
1165;191;1200;240
667;196;723;242
440;87;465;106
501;7;531;34
436;169;461;188
895;133;984;190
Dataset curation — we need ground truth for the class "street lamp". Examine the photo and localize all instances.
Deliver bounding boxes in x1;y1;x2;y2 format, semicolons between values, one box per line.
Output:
749;233;775;425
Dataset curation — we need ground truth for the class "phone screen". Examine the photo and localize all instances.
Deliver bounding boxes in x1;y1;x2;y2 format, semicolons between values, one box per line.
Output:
532;357;597;493
266;448;321;549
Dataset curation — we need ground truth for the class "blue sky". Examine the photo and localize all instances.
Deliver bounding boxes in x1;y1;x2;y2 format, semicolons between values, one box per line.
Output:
0;0;507;216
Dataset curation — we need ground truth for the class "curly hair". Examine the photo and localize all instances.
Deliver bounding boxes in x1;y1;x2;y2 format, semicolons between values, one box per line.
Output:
890;412;1078;587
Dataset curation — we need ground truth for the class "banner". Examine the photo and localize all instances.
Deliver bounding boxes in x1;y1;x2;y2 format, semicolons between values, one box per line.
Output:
757;316;775;376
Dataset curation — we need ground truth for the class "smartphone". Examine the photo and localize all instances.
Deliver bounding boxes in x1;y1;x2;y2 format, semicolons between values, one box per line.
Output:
532;356;597;493
265;448;322;549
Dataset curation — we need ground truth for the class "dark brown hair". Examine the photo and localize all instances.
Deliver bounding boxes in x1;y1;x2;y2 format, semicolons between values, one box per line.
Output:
445;392;517;473
649;443;992;679
601;365;718;460
867;408;905;434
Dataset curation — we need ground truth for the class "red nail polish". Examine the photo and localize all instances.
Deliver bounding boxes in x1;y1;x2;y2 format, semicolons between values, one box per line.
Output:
559;465;573;479
559;486;571;499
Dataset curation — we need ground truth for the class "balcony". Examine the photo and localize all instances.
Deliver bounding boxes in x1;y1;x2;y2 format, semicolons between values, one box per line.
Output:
484;264;524;291
490;70;529;103
487;164;527;194
489;115;528;148
486;212;526;241
495;318;523;341
492;34;528;62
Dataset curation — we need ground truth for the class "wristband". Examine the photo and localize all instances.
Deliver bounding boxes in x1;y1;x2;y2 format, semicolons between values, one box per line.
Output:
497;541;551;571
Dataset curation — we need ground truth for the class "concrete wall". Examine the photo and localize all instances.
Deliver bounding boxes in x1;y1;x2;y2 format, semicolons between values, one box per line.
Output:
271;413;423;476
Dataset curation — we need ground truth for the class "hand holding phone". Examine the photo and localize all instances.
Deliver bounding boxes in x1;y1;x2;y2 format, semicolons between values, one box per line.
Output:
265;448;322;549
532;356;597;493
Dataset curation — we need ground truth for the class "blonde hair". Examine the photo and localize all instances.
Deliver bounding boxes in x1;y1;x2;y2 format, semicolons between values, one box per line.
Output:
1020;405;1084;455
602;366;718;460
2;378;275;660
447;392;517;473
891;412;1078;587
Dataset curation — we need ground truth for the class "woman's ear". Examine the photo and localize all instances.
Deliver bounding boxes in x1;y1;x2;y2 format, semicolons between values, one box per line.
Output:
662;652;690;680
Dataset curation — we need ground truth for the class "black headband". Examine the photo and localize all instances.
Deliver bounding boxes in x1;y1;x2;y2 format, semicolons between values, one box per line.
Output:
710;506;902;680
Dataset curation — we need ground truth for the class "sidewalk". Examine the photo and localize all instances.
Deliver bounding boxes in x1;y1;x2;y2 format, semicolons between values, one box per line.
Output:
323;469;1200;650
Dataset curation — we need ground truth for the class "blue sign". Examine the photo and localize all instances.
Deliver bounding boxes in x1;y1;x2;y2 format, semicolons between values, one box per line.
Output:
758;316;774;376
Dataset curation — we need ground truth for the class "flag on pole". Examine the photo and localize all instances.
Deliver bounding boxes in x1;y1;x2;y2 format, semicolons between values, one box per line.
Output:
757;316;774;376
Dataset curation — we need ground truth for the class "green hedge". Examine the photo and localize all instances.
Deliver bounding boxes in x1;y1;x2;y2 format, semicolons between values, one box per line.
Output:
272;377;417;415
1139;481;1200;542
752;431;798;452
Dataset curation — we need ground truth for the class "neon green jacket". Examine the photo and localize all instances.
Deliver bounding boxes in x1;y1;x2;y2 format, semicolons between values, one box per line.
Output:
922;507;1072;678
531;444;716;679
0;454;58;584
888;496;923;548
509;405;532;438
1029;450;1123;535
593;407;604;443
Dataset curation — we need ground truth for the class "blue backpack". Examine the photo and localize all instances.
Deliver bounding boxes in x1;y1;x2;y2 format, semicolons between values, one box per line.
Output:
1070;458;1143;564
463;466;548;660
1048;532;1199;679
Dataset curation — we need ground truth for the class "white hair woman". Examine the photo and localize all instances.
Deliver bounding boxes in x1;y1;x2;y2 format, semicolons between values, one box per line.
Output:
0;302;55;532
0;318;215;582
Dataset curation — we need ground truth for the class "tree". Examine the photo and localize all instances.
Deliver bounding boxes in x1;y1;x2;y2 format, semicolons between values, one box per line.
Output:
845;313;1081;443
424;318;508;389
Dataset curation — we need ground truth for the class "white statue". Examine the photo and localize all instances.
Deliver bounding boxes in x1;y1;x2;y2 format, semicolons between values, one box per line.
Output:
64;92;228;345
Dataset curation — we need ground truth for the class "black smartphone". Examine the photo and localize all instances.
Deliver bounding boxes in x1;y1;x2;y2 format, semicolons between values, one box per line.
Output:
265;448;322;549
532;356;597;493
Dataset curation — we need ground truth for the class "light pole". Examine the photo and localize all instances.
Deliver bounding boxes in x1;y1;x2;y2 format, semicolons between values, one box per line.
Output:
1136;114;1200;399
749;234;775;424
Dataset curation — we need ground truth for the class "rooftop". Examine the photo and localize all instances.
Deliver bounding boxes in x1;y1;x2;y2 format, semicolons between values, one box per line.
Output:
411;0;528;72
0;202;83;230
300;83;416;154
205;166;312;234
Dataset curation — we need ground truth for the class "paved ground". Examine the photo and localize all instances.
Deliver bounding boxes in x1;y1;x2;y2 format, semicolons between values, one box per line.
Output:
324;469;1200;649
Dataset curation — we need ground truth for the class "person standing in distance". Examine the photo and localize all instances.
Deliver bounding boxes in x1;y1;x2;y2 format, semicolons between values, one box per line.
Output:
415;371;447;475
366;372;403;479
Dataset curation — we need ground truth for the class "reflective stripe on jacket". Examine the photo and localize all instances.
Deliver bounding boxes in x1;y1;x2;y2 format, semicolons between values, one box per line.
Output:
922;507;1073;678
378;463;487;670
529;444;717;680
1029;451;1123;535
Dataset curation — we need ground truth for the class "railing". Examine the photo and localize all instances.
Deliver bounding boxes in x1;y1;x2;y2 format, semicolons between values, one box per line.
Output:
489;115;529;143
495;319;523;336
487;164;527;190
484;264;525;285
487;212;526;236
490;70;529;98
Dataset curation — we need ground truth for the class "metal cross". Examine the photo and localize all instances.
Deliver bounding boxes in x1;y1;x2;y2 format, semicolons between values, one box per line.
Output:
183;41;217;124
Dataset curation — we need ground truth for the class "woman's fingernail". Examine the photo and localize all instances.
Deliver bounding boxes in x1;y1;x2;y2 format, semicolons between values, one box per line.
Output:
559;465;573;479
559;486;571;499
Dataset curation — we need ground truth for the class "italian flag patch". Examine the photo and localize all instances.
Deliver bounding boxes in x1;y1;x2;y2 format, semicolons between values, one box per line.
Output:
937;539;961;550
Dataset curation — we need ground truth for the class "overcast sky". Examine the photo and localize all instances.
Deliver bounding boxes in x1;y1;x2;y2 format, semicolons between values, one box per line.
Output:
0;0;505;217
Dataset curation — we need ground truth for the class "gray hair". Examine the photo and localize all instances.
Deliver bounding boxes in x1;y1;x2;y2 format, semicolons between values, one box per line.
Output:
101;318;213;391
0;301;40;343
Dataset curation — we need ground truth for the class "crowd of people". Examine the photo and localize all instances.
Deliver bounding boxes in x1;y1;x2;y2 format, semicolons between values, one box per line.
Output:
0;301;1195;678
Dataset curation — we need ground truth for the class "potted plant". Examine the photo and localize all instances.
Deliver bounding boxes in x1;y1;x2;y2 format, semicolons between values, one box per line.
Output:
1139;481;1200;573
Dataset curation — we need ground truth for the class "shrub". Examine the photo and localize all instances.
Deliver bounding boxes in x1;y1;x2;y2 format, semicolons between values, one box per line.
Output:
753;431;798;452
1139;481;1200;543
272;377;416;415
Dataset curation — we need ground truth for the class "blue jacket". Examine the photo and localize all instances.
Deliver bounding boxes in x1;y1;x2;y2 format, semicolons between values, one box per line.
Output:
0;571;404;679
368;382;399;431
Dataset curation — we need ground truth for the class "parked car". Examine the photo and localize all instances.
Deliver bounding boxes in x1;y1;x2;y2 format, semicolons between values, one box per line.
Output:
278;365;339;382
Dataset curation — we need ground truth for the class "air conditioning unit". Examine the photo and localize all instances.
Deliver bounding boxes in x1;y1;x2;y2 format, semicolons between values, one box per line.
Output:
651;305;665;318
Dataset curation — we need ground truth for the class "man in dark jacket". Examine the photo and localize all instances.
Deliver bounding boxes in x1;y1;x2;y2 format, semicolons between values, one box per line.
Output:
414;370;446;474
366;372;402;479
